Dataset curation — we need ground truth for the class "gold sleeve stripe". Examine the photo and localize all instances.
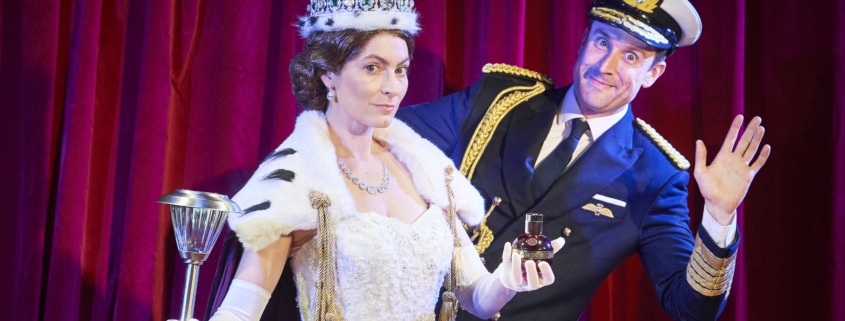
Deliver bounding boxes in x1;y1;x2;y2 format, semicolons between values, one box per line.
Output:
688;255;735;291
635;118;690;170
482;63;554;86
685;234;738;297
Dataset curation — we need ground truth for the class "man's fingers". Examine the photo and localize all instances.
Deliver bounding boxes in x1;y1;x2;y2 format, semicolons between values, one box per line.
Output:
750;144;772;173
720;114;744;154
736;116;762;157
742;125;765;163
694;140;707;178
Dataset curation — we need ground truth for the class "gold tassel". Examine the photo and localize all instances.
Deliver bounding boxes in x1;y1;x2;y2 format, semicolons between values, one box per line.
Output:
438;291;458;321
441;166;463;320
452;246;466;287
310;192;344;321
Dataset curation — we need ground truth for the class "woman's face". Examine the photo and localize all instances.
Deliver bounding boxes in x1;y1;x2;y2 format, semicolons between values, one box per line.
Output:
322;33;410;132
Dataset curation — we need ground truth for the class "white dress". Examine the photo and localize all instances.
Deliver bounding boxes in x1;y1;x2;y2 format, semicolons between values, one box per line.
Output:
291;205;453;321
226;111;485;320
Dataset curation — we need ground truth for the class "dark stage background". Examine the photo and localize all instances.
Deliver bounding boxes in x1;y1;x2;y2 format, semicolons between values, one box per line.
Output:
1;0;843;320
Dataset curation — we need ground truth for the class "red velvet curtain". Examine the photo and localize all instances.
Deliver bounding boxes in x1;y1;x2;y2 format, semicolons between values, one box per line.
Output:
2;0;843;320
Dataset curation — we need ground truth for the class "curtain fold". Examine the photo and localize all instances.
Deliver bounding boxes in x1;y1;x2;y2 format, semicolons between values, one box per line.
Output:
2;0;843;320
834;3;845;320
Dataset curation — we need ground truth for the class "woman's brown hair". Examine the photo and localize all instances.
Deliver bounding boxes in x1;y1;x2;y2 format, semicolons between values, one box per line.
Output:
289;29;415;111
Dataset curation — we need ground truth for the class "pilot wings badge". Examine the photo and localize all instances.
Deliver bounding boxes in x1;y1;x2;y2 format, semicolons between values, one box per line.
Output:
582;203;614;218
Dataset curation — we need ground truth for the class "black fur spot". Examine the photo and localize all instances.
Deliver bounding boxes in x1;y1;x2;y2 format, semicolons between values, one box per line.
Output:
263;169;295;182
391;18;398;25
325;18;334;26
297;19;305;27
308;16;318;25
263;148;297;163
242;201;271;216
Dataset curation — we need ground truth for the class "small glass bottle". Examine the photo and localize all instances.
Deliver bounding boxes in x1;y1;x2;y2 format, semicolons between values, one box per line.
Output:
511;213;554;278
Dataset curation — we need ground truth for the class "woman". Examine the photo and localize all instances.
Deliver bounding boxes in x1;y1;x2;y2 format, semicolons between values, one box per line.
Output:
209;2;562;320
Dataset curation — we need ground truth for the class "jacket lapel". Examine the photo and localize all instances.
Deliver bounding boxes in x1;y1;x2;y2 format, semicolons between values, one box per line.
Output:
484;110;643;257
500;87;568;216
533;109;643;220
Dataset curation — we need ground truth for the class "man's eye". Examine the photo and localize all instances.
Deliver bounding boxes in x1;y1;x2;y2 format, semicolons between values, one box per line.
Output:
598;39;608;47
626;53;637;61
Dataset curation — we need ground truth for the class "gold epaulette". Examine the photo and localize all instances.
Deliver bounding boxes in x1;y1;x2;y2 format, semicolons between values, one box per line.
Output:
482;63;554;86
686;234;737;297
635;118;690;169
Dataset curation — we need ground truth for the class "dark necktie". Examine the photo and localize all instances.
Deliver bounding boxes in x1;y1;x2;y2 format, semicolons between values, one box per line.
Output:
532;118;589;197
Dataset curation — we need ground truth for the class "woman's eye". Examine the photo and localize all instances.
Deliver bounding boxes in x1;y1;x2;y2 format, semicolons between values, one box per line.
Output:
365;65;378;72
396;66;408;75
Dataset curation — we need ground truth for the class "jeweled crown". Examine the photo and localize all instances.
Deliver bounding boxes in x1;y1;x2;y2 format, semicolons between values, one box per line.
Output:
298;0;419;37
308;0;415;16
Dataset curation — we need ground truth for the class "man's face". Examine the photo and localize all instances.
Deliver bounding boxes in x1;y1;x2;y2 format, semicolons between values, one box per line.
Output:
572;21;666;118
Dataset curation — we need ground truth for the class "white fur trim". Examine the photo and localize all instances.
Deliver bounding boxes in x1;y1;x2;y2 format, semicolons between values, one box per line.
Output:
376;119;485;226
228;111;484;251
299;11;420;38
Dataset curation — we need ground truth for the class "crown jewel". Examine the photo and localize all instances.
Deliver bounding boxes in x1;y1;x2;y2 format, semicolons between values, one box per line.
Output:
308;0;415;16
299;0;419;37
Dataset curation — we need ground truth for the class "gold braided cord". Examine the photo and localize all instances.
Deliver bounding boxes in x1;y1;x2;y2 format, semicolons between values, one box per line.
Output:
459;82;548;180
439;166;463;321
468;198;500;254
482;63;554;85
310;192;344;321
589;7;669;45
458;82;548;255
635;118;690;169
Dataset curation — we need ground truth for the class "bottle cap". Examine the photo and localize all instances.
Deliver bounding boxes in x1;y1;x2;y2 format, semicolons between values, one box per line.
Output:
526;213;543;222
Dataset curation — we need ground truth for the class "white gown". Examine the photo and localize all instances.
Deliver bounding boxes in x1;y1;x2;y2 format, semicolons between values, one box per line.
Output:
291;205;453;321
227;111;484;320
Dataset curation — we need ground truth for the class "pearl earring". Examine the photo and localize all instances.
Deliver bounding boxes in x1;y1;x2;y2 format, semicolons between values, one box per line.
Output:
327;86;338;103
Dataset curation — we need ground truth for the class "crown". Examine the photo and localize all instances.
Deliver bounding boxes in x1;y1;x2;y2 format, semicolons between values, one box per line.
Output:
298;0;420;38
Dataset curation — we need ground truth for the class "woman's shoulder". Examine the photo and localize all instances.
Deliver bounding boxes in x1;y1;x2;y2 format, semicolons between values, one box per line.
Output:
227;111;345;251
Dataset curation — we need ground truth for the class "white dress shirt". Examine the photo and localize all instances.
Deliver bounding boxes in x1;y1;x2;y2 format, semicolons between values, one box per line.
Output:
535;87;737;247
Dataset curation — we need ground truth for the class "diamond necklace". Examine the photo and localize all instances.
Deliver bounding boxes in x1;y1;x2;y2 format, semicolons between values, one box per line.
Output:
337;158;390;195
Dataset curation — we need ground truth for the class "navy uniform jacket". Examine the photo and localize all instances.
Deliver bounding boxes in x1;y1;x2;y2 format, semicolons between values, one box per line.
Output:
397;65;738;321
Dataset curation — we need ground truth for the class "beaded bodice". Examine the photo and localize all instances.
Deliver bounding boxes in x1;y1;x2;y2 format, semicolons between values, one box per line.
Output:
291;205;453;321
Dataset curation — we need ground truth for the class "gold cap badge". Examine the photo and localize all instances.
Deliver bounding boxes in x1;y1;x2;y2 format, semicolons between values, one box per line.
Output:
623;0;659;13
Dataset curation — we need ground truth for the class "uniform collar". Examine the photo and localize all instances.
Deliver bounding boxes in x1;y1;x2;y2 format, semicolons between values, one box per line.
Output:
558;86;629;140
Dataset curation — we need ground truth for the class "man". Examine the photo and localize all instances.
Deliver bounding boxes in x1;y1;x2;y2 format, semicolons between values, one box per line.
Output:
397;0;771;320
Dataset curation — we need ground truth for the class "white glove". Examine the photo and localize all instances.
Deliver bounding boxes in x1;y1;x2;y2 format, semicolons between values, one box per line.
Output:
208;279;272;321
456;237;565;319
495;237;565;292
